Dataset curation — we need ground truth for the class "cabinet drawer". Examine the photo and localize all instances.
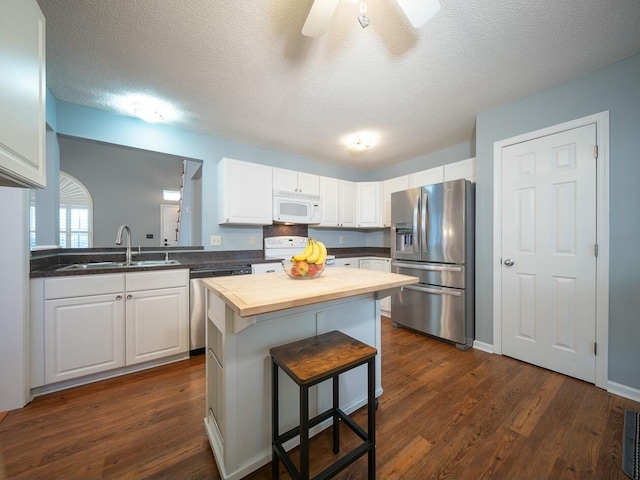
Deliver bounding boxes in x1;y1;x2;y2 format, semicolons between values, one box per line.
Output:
126;269;188;291
45;274;125;300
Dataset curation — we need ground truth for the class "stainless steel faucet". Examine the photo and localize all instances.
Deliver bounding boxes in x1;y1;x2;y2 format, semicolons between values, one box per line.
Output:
115;225;132;264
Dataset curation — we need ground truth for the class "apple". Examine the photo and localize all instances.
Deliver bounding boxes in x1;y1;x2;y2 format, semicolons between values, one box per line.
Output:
294;261;309;276
290;266;301;277
307;263;318;277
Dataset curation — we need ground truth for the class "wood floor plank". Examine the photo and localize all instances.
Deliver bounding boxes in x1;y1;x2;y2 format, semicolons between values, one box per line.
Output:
1;317;638;480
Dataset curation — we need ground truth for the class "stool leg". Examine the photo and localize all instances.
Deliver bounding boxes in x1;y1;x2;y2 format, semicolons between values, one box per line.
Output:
333;374;339;454
271;360;279;480
367;358;376;480
300;385;310;480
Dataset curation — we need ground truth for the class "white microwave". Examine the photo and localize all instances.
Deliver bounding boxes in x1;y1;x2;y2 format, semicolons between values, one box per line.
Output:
273;190;321;224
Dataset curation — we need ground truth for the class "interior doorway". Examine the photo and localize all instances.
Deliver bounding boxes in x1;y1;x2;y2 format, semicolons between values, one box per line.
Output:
160;204;179;247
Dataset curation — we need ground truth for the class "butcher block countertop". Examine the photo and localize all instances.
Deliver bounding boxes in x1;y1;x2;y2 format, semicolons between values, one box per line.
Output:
202;267;418;317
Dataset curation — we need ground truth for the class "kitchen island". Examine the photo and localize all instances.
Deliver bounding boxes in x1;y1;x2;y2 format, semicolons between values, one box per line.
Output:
202;267;417;480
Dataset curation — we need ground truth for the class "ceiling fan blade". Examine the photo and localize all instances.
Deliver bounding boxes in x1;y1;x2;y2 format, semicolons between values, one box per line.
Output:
302;0;341;37
395;0;441;28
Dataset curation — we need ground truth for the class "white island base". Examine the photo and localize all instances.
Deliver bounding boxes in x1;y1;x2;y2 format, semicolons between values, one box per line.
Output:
204;292;383;480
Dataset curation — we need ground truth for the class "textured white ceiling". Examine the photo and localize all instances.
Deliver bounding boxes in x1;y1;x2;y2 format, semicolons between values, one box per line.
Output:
37;0;640;171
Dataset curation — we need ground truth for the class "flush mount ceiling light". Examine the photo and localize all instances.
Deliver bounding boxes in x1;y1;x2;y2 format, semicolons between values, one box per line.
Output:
345;131;377;151
116;93;179;124
302;0;440;37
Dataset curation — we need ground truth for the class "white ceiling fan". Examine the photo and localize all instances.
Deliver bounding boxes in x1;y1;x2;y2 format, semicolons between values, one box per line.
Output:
302;0;441;37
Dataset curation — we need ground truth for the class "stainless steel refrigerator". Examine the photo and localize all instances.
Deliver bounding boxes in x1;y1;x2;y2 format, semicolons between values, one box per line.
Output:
391;179;475;350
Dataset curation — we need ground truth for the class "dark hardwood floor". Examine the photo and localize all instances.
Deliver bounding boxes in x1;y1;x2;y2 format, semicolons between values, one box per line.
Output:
1;318;638;479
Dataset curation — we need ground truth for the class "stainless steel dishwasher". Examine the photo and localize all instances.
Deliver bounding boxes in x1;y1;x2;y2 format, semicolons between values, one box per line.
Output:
189;265;251;354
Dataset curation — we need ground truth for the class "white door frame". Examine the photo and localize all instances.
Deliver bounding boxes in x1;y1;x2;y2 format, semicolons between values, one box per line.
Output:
492;111;609;389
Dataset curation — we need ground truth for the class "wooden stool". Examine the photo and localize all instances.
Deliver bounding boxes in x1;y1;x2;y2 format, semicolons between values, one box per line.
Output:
270;330;377;480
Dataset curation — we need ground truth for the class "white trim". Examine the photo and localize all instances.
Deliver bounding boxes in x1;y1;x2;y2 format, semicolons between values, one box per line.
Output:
607;381;640;403
492;111;609;389
472;340;494;354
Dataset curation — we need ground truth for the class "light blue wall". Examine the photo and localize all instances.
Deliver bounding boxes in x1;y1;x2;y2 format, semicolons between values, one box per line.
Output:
475;53;640;388
51;101;471;250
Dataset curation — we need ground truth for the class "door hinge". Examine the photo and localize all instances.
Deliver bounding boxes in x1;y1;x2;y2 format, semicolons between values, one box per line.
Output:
594;145;598;159
594;342;597;355
594;243;599;257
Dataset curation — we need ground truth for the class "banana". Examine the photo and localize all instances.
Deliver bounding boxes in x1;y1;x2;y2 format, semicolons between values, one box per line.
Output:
315;241;327;264
306;240;321;263
292;239;313;261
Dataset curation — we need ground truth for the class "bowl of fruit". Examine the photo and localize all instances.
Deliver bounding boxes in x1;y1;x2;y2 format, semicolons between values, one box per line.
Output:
283;239;327;279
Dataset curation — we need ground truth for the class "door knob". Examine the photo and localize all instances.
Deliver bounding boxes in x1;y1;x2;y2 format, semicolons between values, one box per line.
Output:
504;258;515;267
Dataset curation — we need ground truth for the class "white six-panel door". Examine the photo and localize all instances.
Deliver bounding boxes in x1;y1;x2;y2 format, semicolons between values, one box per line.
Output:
501;124;597;382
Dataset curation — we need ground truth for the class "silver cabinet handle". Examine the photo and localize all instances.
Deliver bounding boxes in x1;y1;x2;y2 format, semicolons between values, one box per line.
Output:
504;258;514;267
126;294;133;300
116;295;122;300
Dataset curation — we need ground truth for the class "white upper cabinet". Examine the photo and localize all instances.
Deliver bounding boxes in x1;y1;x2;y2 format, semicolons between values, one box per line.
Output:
381;175;409;227
273;168;320;196
444;157;476;183
409;166;444;188
356;182;381;228
318;177;356;228
0;0;46;188
218;158;273;225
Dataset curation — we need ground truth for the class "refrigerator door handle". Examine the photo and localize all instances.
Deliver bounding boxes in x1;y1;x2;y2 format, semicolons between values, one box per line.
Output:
405;284;463;297
421;190;428;255
413;194;420;250
392;261;463;273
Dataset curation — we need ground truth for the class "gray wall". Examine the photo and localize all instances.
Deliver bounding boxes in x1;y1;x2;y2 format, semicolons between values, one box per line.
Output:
475;53;640;388
58;136;187;247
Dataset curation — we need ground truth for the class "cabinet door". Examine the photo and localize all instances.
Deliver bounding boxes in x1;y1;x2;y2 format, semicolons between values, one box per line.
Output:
382;175;409;227
251;263;281;274
297;172;320;195
318;176;339;226
44;293;125;384
332;258;359;268
444;157;476;182
219;158;273;225
356;182;381;228
339;180;356;227
409;167;444;188
273;168;298;193
0;0;46;188
125;286;189;365
358;258;392;314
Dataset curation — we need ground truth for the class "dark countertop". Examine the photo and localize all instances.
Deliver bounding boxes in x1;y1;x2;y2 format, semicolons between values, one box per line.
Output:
30;247;391;278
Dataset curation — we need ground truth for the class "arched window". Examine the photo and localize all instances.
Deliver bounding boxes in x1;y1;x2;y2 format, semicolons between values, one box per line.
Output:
59;172;93;248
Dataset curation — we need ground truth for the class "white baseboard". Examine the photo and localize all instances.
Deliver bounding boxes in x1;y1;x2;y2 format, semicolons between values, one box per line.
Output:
472;340;494;354
607;381;640;403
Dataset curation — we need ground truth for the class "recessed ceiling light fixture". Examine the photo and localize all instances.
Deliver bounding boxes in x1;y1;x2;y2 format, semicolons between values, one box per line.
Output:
116;93;180;124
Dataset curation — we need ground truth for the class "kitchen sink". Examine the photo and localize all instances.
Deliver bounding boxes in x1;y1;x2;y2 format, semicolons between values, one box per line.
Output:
56;259;181;271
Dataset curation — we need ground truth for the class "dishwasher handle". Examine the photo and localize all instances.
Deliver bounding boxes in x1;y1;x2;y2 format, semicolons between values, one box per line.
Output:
404;284;462;297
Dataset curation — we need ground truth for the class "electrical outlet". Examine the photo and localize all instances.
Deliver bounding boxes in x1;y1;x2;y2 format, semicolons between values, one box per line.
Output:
339;236;344;244
249;235;256;245
210;235;222;246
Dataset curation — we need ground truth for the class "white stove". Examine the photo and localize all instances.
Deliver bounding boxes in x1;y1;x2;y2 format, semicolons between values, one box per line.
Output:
264;236;309;260
264;236;335;263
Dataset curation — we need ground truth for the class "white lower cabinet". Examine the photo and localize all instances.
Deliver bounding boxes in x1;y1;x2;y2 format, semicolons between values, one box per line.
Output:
332;257;359;268
251;262;281;274
44;290;125;384
358;258;391;316
34;269;189;388
125;274;188;365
